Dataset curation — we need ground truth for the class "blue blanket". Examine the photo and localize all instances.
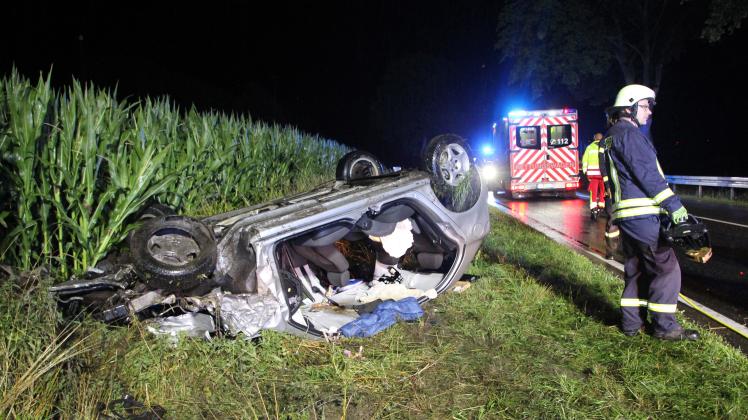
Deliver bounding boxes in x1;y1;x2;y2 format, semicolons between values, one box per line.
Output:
340;297;424;338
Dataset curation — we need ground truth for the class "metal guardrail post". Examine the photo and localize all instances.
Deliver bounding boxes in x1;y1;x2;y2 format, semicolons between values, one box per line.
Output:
665;175;748;200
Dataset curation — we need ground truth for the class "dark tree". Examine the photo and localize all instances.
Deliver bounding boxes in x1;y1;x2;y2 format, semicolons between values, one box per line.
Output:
701;0;748;42
496;0;746;100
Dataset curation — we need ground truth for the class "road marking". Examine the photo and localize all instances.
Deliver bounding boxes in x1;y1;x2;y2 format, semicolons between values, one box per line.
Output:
693;215;748;229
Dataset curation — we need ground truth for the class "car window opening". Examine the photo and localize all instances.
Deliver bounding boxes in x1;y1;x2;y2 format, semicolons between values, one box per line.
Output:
274;204;457;335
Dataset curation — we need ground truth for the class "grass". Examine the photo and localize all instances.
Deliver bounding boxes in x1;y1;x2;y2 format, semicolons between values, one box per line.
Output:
1;209;746;418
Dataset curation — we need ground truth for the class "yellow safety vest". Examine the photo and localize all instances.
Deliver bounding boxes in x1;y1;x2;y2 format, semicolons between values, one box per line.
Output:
582;140;601;176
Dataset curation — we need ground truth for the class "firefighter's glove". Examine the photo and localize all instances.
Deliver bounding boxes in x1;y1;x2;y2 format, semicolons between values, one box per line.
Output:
671;206;688;224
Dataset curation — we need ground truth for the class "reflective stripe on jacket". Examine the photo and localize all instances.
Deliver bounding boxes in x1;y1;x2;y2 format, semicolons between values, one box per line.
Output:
602;121;682;223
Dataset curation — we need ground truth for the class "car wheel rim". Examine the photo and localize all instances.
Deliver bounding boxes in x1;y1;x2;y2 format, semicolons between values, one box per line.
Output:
147;229;201;266
350;158;378;179
438;143;470;186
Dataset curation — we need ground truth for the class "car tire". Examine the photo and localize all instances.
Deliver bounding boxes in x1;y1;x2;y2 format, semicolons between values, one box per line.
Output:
129;215;217;292
423;134;481;212
126;202;178;241
134;201;177;221
336;150;386;181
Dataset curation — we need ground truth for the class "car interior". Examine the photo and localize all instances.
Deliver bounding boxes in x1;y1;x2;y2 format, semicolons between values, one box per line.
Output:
274;202;458;334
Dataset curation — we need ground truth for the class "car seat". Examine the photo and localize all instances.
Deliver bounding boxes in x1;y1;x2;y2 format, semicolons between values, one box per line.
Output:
290;223;352;288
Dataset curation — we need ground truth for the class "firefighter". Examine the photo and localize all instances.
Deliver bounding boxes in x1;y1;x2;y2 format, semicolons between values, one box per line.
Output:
603;84;699;341
582;133;605;219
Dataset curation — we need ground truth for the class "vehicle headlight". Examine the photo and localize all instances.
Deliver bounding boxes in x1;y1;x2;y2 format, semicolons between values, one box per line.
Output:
480;164;499;180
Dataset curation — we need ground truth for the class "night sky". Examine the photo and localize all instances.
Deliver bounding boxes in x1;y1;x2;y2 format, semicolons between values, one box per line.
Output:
3;1;747;175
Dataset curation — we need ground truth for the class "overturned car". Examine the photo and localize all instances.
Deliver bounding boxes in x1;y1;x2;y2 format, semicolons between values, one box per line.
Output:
50;134;490;339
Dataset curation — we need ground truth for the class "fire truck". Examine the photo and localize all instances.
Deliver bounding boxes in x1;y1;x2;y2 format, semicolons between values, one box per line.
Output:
481;108;580;198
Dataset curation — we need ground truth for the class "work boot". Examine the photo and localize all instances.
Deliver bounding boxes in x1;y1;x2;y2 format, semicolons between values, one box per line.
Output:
621;324;641;337
653;328;700;341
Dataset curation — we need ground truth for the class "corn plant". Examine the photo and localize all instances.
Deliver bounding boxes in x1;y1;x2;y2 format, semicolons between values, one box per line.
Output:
0;76;10;232
129;98;183;207
173;109;238;213
0;68;350;274
51;83;176;270
0;70;54;268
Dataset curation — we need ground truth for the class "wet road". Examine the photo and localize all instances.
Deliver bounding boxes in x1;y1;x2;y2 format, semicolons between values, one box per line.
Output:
494;192;748;350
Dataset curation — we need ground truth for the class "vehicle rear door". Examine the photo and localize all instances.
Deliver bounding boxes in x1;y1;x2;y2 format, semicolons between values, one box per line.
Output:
508;117;544;188
542;114;578;185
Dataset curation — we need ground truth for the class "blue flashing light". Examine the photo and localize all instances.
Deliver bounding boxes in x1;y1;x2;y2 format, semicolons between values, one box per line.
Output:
508;109;529;118
481;144;495;156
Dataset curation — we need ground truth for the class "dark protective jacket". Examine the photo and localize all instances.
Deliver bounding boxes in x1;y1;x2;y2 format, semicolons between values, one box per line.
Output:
602;120;682;223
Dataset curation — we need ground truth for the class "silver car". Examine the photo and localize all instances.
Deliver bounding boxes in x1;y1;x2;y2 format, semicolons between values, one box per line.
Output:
51;134;490;339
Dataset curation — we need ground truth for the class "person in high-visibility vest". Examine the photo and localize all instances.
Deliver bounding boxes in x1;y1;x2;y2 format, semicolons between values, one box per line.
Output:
603;84;698;341
582;133;605;218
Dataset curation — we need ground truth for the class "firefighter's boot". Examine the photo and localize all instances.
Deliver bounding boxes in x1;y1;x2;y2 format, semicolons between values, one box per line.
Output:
654;328;700;341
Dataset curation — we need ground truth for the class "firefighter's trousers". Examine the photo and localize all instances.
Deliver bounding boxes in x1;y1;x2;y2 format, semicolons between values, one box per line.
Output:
587;175;605;209
618;216;682;334
604;218;619;258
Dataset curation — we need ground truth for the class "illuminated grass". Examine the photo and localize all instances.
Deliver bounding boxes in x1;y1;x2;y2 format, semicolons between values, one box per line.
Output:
2;210;746;418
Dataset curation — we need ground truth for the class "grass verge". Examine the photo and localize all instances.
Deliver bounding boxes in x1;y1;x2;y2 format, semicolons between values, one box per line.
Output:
1;209;746;418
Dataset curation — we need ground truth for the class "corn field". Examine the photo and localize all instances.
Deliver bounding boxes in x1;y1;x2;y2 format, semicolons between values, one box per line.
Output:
0;69;349;275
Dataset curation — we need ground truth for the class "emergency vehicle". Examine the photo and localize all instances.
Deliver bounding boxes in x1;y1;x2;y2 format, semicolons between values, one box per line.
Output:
483;108;580;198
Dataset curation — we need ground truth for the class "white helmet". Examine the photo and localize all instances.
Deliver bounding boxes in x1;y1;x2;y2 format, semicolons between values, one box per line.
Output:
612;84;655;107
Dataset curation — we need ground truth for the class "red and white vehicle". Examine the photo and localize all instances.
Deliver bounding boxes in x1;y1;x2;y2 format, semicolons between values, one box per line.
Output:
489;108;580;198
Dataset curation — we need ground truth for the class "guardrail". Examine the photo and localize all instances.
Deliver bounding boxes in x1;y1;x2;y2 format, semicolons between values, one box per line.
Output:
666;175;748;200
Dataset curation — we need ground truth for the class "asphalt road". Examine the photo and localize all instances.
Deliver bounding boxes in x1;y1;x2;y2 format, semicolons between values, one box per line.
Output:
493;191;748;351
